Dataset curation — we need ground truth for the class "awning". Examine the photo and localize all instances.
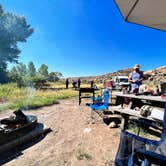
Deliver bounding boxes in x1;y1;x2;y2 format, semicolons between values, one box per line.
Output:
114;0;166;31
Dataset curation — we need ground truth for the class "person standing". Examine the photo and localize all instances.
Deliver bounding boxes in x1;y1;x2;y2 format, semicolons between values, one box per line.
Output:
66;78;69;89
128;64;144;93
72;80;77;88
78;78;81;88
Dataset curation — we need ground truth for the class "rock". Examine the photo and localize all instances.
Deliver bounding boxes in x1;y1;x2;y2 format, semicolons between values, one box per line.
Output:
83;128;92;133
108;121;117;128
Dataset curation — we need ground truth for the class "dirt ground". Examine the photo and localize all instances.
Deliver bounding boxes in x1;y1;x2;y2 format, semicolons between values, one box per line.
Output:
0;97;120;166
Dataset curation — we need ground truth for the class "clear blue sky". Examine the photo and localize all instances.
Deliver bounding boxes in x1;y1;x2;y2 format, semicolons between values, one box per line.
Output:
1;0;166;77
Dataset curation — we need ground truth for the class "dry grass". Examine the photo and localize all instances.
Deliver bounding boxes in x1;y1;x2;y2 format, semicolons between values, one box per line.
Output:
50;82;103;89
76;148;92;161
0;83;78;111
0;81;105;111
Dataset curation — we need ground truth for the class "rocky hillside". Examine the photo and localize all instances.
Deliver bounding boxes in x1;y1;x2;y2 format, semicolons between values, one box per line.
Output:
68;68;133;82
144;66;166;82
67;65;166;83
90;68;133;82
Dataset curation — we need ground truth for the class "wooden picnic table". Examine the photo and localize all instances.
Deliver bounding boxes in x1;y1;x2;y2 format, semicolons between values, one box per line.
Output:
113;92;166;103
78;88;100;105
111;92;166;129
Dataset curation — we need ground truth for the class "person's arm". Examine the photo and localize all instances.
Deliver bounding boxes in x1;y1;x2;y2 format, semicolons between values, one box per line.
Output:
139;78;143;82
128;73;134;83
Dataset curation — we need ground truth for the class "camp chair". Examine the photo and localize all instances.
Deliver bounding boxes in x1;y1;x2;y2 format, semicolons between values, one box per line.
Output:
114;103;166;166
89;88;109;118
128;148;166;166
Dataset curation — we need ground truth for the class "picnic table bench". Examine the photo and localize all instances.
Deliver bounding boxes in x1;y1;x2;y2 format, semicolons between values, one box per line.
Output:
111;92;166;129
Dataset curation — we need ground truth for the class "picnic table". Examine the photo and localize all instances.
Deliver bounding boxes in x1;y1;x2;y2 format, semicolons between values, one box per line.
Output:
112;93;166;165
111;92;166;129
114;92;166;103
78;88;99;105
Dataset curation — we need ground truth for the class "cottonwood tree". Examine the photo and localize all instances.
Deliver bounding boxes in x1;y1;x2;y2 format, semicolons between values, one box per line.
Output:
0;4;33;83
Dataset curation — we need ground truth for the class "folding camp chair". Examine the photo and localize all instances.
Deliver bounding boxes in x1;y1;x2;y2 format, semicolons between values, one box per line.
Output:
128;148;166;166
114;103;166;166
89;88;109;119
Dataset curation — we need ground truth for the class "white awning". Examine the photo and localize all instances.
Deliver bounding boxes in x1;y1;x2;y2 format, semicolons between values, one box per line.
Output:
114;0;166;31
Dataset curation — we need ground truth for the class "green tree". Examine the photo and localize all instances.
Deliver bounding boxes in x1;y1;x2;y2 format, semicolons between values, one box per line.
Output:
0;4;33;83
49;72;63;82
16;62;27;76
27;61;36;77
38;64;49;78
56;72;63;78
8;66;23;87
0;68;7;83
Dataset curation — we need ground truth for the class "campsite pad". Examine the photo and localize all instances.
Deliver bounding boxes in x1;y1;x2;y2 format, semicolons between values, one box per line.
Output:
0;97;120;166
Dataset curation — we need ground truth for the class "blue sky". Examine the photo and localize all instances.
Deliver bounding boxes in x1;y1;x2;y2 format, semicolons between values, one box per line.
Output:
1;0;166;77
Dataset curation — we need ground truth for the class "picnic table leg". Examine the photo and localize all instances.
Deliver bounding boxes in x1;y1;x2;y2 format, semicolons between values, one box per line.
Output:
110;90;112;103
79;91;81;105
93;90;95;104
121;114;129;130
115;96;124;108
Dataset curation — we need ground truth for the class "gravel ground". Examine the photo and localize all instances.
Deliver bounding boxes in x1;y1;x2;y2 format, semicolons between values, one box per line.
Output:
0;97;120;166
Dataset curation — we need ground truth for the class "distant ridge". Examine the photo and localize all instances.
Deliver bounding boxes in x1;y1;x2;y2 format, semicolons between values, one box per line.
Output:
68;68;133;82
144;65;166;82
67;65;166;82
144;65;166;74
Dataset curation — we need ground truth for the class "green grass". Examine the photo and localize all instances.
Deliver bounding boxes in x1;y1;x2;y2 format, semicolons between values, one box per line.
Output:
0;83;78;111
0;81;105;111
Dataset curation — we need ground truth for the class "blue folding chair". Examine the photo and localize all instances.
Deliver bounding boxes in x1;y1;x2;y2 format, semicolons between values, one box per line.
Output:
128;148;166;166
89;88;109;118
